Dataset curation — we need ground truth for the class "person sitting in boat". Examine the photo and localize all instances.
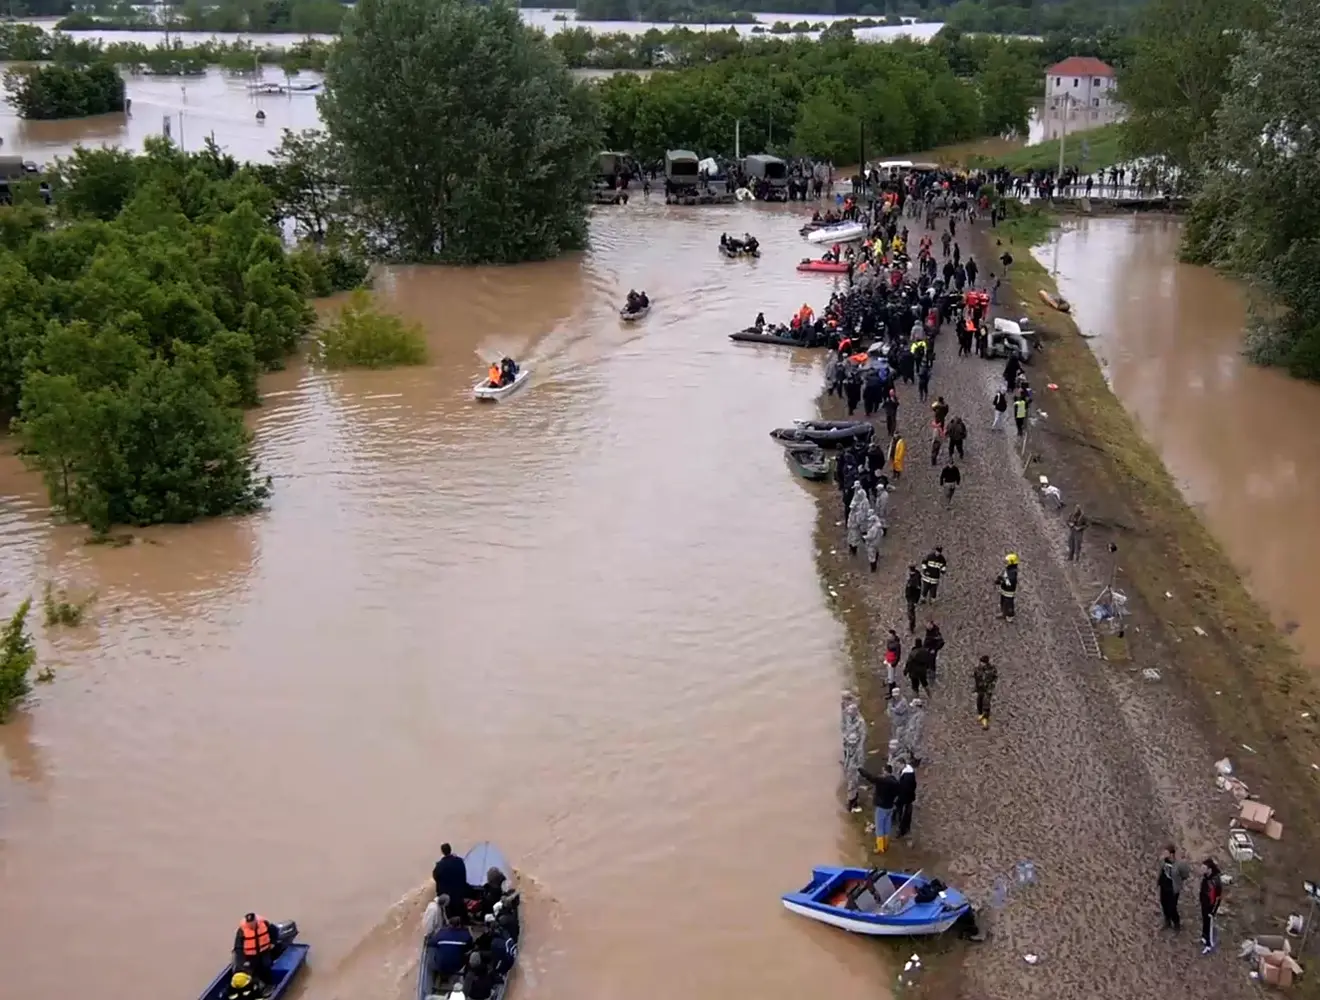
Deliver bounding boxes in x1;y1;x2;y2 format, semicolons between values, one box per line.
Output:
462;951;500;1000
500;357;518;384
426;913;474;980
743;234;759;254
475;913;517;975
753;311;766;331
636;290;650;309
226;971;260;1000
811;210;823;223
476;866;511;917
493;896;521;943
626;289;641;312
487;362;503;388
821;242;842;264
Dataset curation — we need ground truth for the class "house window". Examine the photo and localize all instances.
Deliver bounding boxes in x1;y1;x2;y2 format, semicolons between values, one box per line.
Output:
1072;78;1078;87
1093;77;1101;86
1093;98;1099;107
1054;76;1061;86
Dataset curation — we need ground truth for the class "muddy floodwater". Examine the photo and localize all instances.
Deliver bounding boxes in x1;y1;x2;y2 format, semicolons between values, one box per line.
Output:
1040;216;1320;671
0;204;897;1000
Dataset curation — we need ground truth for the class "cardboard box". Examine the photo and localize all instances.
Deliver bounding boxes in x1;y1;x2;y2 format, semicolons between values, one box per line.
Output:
1240;800;1274;832
1260;950;1297;988
1266;818;1284;840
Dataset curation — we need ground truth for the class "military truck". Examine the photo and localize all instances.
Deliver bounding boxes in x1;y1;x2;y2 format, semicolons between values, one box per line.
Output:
664;149;700;188
740;153;788;201
594;150;631;205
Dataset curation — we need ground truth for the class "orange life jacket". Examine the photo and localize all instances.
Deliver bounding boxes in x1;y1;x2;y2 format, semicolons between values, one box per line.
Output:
239;918;272;957
488;364;501;385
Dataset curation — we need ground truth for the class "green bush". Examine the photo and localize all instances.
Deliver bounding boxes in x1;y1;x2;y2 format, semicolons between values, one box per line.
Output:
4;60;125;120
317;290;428;369
43;582;94;627
0;599;36;722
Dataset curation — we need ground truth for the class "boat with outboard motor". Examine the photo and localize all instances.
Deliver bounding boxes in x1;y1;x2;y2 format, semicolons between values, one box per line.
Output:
418;842;521;1000
770;419;874;447
473;367;530;401
719;234;761;259
806;221;866;244
781;867;971;937
797;258;850;274
783;443;831;480
196;921;309;1000
620;302;651;321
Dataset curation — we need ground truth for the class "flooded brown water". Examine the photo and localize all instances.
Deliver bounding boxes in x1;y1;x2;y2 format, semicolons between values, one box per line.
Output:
1041;216;1320;671
0;204;895;1000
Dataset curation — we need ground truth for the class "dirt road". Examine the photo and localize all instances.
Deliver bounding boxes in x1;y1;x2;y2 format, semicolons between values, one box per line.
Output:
814;220;1261;999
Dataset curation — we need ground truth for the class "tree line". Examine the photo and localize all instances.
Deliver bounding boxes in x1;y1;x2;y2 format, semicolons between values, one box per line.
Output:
56;0;349;35
1119;0;1319;380
0;23;331;73
594;32;1042;162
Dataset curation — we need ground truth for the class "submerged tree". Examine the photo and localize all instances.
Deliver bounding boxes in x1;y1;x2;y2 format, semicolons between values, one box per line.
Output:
319;0;600;264
1194;0;1320;380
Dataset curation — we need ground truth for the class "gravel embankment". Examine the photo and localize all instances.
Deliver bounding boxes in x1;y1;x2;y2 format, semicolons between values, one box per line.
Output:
815;221;1259;1000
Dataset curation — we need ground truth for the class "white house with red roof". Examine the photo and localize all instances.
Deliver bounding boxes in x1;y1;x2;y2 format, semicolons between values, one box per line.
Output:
1045;57;1118;111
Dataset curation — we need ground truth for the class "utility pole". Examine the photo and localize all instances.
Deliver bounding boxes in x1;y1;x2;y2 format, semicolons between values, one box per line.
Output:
735;119;740;161
1056;92;1070;183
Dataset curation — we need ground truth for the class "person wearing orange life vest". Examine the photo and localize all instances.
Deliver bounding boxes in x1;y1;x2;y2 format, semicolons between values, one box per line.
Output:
487;363;502;388
234;913;277;984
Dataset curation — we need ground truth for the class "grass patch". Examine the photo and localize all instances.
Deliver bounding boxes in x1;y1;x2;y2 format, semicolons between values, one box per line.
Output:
43;583;94;627
316;290;429;370
970;122;1124;174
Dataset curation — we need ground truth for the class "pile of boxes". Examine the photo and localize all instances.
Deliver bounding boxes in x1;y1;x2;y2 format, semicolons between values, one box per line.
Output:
1237;799;1284;841
1247;936;1304;989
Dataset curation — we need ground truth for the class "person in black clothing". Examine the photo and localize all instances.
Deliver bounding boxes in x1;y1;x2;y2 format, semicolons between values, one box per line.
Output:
881;389;900;438
904;565;922;633
1199;858;1223;953
433;843;469;918
462;952;499;1000
939;459;961;505
894;762;917;838
1157;844;1191;932
904;640;932;696
923;622;945;682
844;370;862;415
919;547;947;602
858;764;901;853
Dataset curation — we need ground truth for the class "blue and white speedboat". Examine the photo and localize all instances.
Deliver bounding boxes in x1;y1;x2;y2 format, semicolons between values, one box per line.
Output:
781;867;970;937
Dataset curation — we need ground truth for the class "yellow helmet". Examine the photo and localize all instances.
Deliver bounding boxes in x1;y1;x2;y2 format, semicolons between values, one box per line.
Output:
1006;553;1019;565
231;972;252;989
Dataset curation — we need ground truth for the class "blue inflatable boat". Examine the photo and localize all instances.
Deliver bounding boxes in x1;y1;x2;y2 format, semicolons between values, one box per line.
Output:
196;921;308;1000
781;867;970;937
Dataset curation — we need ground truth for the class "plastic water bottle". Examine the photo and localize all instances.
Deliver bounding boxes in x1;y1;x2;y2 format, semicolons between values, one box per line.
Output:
1016;860;1038;886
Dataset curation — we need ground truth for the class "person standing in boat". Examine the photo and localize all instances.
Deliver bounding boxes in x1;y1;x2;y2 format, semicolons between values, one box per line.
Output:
234;913;277;987
433;843;469;917
858;763;900;854
486;361;503;388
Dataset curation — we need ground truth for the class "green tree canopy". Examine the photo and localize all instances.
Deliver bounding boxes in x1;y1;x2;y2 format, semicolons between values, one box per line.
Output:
1189;0;1320;380
1118;0;1266;182
318;0;601;264
0;139;319;531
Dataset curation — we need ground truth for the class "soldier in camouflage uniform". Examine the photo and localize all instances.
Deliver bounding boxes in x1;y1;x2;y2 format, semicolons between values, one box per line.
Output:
841;692;868;811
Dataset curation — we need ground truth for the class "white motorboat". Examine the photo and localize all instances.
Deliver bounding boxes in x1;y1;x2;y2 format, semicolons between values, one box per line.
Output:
473;367;530;401
806;221;866;244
